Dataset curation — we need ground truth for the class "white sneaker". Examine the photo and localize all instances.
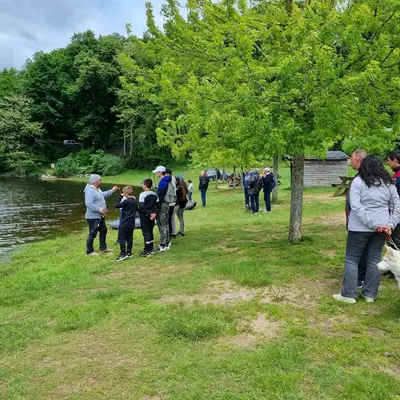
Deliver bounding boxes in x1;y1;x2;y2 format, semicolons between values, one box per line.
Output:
363;295;375;303
332;294;356;304
158;245;167;252
166;242;171;250
87;252;100;256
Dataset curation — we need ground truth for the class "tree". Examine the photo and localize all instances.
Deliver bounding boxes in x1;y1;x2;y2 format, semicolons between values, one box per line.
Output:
0;68;21;98
139;0;399;242
0;95;44;175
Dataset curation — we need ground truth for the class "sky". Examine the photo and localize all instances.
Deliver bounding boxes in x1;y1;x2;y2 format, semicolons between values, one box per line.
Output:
0;0;167;70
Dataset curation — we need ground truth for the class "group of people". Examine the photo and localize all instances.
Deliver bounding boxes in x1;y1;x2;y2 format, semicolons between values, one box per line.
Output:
84;166;207;261
334;150;400;303
243;167;276;214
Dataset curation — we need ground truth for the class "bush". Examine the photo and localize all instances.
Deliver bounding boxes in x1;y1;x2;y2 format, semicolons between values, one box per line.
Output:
53;150;124;177
89;150;123;176
53;155;82;177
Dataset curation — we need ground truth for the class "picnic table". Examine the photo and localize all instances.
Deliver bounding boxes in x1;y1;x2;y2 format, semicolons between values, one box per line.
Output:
331;176;355;197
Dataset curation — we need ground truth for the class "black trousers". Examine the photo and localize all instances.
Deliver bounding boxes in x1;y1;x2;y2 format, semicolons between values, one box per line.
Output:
118;224;134;254
140;215;155;252
168;205;175;236
86;218;107;254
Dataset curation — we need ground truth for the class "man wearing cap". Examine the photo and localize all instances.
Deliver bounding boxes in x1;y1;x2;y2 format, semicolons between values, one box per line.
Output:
84;174;119;256
153;166;171;251
261;168;274;212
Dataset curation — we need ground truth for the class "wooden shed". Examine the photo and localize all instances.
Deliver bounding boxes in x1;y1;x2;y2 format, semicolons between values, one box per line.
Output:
303;151;349;188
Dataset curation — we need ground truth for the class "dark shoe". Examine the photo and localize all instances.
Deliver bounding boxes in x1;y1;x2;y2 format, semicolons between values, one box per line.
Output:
157;245;167;253
139;251;152;257
126;252;133;258
177;232;185;237
171;234;177;238
357;281;364;289
116;253;129;262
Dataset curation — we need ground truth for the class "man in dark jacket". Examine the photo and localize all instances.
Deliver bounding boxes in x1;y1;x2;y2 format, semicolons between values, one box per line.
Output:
248;168;262;214
199;170;209;207
261;168;274;212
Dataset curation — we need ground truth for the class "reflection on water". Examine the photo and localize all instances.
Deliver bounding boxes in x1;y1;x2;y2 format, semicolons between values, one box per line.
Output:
0;179;132;263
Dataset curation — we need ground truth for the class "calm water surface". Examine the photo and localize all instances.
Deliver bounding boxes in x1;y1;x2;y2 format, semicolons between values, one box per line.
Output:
0;179;135;263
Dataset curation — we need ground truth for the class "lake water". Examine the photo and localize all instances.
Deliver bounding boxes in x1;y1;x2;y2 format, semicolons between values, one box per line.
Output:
0;179;137;263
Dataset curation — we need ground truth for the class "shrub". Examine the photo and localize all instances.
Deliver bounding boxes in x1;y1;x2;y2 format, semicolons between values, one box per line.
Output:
53;155;81;177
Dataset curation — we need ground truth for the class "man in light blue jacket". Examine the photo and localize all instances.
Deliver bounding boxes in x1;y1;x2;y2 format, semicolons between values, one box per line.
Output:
84;174;119;256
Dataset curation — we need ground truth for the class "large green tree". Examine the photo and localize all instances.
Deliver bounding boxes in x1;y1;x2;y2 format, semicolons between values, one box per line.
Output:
0;95;44;175
136;0;399;242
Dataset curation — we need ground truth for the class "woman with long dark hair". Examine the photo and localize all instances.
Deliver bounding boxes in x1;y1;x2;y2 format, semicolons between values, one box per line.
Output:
333;155;400;303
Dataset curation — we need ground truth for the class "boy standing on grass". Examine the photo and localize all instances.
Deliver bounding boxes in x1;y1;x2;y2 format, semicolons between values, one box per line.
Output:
139;179;159;257
115;186;137;262
187;180;193;202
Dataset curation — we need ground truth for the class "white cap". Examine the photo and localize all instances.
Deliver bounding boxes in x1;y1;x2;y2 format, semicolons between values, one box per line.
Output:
152;165;166;173
264;167;271;172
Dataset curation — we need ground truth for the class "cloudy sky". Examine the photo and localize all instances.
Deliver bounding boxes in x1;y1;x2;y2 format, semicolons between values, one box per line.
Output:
0;0;167;69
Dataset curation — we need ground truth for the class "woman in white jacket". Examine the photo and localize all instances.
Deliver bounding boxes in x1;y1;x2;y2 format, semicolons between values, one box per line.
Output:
333;156;400;303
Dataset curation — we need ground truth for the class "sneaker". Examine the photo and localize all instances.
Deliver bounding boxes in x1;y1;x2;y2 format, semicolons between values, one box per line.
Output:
139;251;152;257
171;234;177;238
100;248;114;254
332;294;356;304
158;245;167;252
177;232;185;237
150;248;156;255
363;295;375;303
87;252;100;256
126;252;133;258
357;281;364;289
116;253;129;262
166;242;171;250
264;209;268;213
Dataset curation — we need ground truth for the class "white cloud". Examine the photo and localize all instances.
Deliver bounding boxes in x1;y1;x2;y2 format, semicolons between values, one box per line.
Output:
0;0;167;69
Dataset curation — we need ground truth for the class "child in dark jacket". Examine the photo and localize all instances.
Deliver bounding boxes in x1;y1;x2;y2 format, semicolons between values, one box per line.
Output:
139;179;159;257
115;185;137;261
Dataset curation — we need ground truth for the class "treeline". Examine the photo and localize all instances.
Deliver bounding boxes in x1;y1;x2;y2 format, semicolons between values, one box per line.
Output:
0;31;172;176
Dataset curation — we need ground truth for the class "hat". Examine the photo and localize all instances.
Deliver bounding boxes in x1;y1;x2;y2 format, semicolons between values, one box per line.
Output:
264;168;271;172
152;165;166;173
89;174;101;184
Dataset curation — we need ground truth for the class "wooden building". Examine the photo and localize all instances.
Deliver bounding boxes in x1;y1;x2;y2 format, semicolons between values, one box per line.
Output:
303;151;349;188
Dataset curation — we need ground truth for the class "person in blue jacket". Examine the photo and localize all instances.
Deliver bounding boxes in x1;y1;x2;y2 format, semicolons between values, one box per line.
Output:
84;174;119;256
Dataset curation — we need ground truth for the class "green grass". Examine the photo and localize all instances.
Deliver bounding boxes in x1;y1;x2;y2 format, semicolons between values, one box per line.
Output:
1;167;400;399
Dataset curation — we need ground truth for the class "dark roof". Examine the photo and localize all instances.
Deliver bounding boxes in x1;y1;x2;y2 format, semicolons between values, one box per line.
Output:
305;151;349;161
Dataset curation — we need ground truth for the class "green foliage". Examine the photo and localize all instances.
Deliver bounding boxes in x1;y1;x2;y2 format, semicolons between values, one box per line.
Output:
0;68;21;98
53;150;124;177
342;139;358;156
0;95;43;175
90;151;124;176
53;155;83;177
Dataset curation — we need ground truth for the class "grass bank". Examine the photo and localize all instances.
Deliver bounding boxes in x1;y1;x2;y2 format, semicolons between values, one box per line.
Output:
1;170;400;399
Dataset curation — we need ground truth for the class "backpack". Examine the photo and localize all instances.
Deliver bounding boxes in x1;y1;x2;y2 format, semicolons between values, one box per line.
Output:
271;177;276;189
254;176;263;194
164;181;177;203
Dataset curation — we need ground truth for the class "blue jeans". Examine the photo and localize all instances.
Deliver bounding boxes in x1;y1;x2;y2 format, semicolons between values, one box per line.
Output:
200;188;207;206
264;191;271;211
250;194;259;213
188;191;192;201
341;231;384;299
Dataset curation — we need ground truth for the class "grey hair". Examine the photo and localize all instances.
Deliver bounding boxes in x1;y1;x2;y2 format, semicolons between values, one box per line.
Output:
353;149;367;160
254;168;259;173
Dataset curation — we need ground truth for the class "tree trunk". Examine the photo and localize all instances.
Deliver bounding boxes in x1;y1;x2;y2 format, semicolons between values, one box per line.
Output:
123;124;126;156
129;124;133;157
288;155;304;243
272;152;279;203
240;166;244;192
233;166;236;190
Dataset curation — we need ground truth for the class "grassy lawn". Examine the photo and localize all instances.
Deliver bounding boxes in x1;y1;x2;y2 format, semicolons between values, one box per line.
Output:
1;167;400;399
